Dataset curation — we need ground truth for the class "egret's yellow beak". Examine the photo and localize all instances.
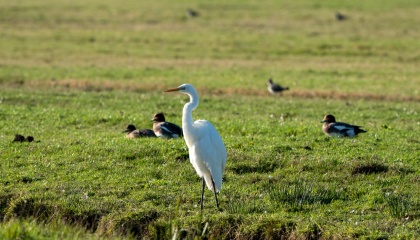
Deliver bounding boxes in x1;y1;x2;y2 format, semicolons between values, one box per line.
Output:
164;86;185;92
164;88;180;92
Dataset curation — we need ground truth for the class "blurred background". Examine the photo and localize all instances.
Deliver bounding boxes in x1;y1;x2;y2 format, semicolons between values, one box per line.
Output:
1;0;419;98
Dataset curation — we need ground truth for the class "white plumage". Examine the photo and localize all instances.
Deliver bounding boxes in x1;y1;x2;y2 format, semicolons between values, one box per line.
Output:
164;84;227;209
187;120;226;192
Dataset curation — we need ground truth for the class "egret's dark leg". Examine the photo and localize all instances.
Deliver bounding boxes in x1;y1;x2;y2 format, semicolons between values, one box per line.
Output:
211;176;219;209
201;178;205;210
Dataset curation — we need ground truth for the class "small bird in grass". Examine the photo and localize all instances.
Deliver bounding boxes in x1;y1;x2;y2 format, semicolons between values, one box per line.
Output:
123;125;156;138
26;136;34;142
13;134;37;143
13;134;26;142
335;12;347;21
164;84;227;210
321;114;366;138
267;79;289;94
186;8;199;18
151;113;183;139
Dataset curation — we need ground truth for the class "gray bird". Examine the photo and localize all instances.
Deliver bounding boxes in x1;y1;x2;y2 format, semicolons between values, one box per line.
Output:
186;9;199;18
335;12;347;21
267;79;289;94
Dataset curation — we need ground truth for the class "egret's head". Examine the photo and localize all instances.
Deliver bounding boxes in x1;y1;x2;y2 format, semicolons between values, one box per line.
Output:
164;84;195;94
321;114;336;123
150;112;165;122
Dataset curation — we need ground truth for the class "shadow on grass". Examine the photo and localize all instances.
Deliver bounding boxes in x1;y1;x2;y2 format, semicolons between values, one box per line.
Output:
0;195;159;238
228;159;280;174
352;162;388;175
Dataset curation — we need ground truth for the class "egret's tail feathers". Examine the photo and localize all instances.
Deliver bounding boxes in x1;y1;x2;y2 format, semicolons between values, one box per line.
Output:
203;174;221;192
203;174;215;191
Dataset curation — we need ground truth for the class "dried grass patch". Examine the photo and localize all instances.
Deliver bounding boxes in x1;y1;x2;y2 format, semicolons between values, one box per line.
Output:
6;78;420;102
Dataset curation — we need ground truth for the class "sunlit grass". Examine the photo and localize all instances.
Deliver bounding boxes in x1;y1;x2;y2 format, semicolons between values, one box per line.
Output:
1;88;420;238
1;0;420;238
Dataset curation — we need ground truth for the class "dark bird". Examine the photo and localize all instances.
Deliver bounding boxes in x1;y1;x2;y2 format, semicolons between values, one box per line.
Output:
151;113;183;139
13;134;26;142
321;115;366;138
13;134;37;143
335;12;347;21
186;8;199;18
123;125;156;138
267;79;289;94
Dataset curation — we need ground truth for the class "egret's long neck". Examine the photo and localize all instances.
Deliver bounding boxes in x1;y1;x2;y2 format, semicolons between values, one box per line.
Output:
182;91;199;145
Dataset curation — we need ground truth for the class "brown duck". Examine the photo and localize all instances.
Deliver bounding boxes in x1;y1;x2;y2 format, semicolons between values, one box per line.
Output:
321;114;366;138
151;113;183;139
123;125;156;138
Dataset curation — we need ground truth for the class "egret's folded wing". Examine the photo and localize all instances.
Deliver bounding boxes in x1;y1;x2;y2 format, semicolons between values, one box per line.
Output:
196;120;227;192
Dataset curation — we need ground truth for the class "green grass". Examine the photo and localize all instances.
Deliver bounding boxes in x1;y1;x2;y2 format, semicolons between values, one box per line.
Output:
1;0;420;96
2;89;420;238
1;0;420;239
0;218;127;240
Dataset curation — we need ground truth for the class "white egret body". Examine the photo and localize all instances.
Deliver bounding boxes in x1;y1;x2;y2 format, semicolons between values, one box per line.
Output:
164;84;227;209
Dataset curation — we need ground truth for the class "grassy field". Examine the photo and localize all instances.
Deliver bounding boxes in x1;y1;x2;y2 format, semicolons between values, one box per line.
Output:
0;218;126;240
1;0;420;239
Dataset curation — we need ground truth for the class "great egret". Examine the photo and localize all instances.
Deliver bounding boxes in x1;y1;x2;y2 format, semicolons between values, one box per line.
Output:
164;84;227;209
267;79;289;94
321;114;366;138
151;113;183;139
123;125;156;138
